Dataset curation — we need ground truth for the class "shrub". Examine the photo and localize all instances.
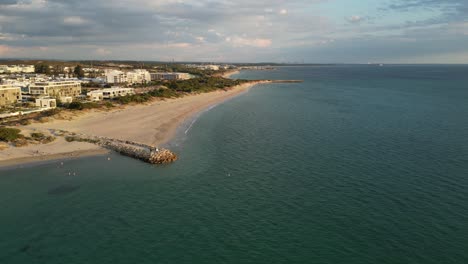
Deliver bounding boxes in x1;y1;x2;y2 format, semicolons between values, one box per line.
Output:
0;127;22;142
13;138;28;147
31;132;45;140
20;119;32;126
65;136;76;142
68;101;84;110
42;108;61;117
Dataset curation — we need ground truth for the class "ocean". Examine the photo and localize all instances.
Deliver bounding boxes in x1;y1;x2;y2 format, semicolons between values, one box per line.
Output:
1;65;468;263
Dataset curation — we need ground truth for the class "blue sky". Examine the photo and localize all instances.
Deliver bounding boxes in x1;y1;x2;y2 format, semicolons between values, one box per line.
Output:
0;0;467;63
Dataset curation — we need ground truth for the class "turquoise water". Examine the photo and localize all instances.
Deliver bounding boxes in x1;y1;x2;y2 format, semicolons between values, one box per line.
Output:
1;65;468;263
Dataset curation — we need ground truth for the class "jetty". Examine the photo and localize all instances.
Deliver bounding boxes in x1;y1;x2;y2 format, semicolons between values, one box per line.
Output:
57;130;177;164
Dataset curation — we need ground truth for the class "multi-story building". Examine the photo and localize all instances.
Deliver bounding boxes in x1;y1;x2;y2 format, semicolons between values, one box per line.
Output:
150;72;191;81
127;70;151;84
0;85;22;107
105;70;127;84
0;65;35;74
29;81;82;100
87;87;135;101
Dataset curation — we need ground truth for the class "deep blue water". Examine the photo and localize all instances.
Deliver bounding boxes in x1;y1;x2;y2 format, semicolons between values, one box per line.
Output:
1;65;468;263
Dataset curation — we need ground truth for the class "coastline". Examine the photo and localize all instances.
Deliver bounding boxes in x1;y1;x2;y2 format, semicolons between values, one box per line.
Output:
221;69;241;79
0;148;109;170
0;80;267;168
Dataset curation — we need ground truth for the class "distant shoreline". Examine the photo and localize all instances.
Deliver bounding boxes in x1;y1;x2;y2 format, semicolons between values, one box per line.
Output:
221;69;241;79
0;79;269;168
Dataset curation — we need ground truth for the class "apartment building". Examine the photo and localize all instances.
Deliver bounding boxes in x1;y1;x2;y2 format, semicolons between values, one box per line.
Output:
0;85;22;107
105;70;127;84
150;72;191;81
87;87;135;101
127;70;151;84
29;81;82;99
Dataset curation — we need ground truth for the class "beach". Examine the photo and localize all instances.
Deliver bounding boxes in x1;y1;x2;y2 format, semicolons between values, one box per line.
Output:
221;69;240;78
0;81;267;167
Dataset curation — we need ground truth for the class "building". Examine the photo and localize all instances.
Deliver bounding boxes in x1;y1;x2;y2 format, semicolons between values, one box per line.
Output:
127;70;151;84
0;85;22;107
87;87;135;101
29;81;81;100
35;97;57;108
150;72;191;81
0;65;35;74
105;70;127;84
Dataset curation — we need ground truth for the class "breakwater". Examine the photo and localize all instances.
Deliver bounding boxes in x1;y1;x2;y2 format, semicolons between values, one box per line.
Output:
58;130;177;164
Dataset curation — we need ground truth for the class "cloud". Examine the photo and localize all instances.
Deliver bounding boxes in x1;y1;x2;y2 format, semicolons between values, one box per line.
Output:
347;15;364;24
63;16;89;26
0;45;12;55
226;36;272;48
0;0;466;62
95;48;111;56
0;0;21;5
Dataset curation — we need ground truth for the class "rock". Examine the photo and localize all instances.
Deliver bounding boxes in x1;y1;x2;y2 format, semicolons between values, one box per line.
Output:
61;132;177;165
149;149;178;164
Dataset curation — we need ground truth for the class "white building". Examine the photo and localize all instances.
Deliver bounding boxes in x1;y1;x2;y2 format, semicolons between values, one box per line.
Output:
35;97;57;108
105;70;127;84
87;87;135;101
29;81;82;101
127;70;151;84
150;72;191;81
0;65;35;74
204;65;220;70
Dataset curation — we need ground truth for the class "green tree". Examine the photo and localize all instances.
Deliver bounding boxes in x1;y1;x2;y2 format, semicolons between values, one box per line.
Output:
35;64;51;74
74;65;85;78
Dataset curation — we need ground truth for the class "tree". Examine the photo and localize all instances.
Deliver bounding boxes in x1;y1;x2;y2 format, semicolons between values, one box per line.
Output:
35;64;51;74
74;65;85;78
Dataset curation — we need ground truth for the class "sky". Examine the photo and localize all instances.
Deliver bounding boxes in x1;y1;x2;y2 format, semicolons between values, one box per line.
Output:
0;0;467;63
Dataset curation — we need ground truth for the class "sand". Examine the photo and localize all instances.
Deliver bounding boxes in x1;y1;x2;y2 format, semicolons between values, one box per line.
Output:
221;70;241;78
0;81;267;167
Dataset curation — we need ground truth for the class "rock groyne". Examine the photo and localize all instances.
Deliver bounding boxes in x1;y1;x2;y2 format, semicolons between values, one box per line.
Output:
60;131;177;164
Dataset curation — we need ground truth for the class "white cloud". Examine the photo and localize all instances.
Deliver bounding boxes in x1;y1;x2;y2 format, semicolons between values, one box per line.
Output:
347;15;364;23
63;16;88;25
0;45;12;55
95;48;111;56
226;36;272;48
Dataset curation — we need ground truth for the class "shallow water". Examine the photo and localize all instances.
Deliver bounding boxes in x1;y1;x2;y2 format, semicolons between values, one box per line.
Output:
1;65;468;263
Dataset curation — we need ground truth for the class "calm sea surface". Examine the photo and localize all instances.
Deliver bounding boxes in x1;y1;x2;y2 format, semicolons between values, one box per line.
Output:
1;65;468;263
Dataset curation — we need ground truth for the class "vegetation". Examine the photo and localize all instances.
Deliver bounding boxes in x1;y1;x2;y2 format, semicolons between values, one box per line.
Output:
0;127;22;142
66;101;100;110
74;65;85;78
166;77;249;93
30;132;55;144
34;63;51;74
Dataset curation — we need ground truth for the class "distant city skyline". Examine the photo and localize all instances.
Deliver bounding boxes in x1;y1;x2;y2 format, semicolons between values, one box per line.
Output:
0;0;467;63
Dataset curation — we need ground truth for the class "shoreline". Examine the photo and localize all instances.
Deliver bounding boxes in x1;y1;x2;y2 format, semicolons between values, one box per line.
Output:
0;80;268;168
221;69;241;79
0;148;109;170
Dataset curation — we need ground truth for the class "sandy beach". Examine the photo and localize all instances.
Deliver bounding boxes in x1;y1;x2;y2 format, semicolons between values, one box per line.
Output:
0;81;267;167
221;69;241;78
